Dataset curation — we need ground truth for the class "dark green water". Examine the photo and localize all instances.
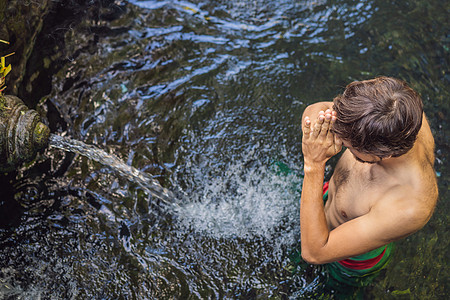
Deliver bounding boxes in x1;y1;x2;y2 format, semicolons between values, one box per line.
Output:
0;0;448;298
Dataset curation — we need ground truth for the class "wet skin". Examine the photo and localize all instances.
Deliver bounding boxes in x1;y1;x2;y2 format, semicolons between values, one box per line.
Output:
299;102;438;264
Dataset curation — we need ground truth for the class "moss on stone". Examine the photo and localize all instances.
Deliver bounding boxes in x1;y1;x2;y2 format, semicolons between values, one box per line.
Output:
0;0;51;95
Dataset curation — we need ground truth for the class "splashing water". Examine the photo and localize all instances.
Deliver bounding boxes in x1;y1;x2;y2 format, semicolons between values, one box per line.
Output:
175;160;302;240
173;124;303;240
49;134;175;204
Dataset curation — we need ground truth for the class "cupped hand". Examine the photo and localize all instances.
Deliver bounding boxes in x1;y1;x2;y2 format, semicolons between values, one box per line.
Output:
302;109;342;166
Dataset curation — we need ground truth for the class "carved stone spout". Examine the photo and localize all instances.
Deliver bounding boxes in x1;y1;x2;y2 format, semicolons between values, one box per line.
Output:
0;95;50;172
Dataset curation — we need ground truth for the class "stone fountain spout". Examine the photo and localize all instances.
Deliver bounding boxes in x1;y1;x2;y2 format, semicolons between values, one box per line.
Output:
0;95;50;172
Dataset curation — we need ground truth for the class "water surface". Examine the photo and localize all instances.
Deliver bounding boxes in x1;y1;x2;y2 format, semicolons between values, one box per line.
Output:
0;0;448;298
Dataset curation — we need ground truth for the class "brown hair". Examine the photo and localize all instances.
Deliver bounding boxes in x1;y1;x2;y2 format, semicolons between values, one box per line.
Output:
332;77;423;158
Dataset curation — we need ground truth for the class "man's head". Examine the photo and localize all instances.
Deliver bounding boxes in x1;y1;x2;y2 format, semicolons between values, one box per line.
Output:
332;77;423;158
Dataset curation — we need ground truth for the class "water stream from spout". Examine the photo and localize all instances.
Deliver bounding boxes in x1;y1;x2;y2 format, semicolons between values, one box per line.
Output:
49;134;175;204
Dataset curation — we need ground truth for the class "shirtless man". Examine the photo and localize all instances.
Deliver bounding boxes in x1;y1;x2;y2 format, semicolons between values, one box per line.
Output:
300;77;438;285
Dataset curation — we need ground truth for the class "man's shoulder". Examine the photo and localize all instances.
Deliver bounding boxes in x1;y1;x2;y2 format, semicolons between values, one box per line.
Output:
371;184;436;234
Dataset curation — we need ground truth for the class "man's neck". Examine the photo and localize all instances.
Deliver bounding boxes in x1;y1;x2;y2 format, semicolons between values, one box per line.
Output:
377;146;416;170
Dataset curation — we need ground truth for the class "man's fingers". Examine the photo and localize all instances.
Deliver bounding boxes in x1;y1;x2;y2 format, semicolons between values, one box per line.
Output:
324;112;336;140
305;110;336;140
312;119;322;137
320;112;332;138
312;111;325;137
303;116;312;137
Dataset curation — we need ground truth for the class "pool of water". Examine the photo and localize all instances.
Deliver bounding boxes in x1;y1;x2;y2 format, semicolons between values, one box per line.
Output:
0;0;448;298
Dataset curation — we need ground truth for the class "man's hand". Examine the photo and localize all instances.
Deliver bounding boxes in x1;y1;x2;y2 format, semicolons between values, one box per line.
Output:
302;109;342;168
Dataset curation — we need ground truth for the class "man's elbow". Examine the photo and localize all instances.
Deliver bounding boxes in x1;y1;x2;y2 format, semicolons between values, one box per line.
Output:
301;250;327;265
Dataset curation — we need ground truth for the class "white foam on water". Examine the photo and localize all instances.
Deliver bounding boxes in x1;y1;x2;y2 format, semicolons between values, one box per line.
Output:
175;155;302;242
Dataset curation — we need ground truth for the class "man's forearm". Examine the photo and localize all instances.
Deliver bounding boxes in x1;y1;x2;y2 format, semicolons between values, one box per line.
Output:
300;106;341;263
300;162;330;264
